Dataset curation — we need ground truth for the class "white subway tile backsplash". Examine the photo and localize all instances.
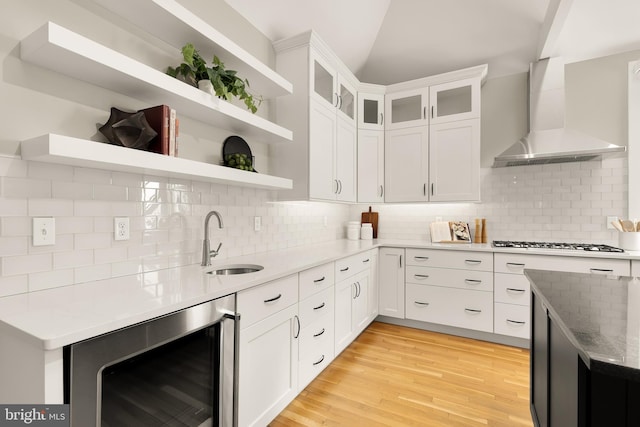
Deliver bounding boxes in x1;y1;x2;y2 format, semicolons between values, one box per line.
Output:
0;275;28;297
29;269;74;292
2;253;52;276
0;156;628;296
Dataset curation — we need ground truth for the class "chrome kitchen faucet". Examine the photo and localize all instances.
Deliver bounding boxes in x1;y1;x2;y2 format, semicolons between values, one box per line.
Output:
201;210;224;266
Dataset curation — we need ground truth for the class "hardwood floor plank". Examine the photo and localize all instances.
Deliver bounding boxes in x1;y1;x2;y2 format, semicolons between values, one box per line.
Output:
270;322;533;426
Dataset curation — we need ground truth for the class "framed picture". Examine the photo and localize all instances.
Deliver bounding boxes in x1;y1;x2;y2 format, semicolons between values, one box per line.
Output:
450;221;472;242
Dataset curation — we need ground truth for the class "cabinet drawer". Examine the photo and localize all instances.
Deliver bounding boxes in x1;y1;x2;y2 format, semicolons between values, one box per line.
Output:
406;248;493;271
298;328;334;390
299;262;334;300
335;250;373;282
494;253;630;276
299;286;334;326
495;273;530;306
405;265;493;292
299;315;334;360
405;284;493;332
494;303;530;339
237;274;298;328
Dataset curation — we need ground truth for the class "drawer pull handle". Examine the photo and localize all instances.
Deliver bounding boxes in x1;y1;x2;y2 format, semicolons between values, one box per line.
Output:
414;301;430;306
507;319;526;325
313;302;326;311
340;267;350;272
363;258;370;263
414;274;429;280
264;294;282;303
507;262;525;267
414;256;429;261
313;355;325;366
313;328;325;338
465;259;482;265
313;276;325;283
464;308;482;314
506;288;526;293
590;268;613;273
464;279;481;285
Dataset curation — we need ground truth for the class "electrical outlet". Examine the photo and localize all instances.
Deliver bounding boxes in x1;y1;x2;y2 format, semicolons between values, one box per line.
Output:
33;217;55;246
254;216;261;231
607;216;619;230
114;217;130;241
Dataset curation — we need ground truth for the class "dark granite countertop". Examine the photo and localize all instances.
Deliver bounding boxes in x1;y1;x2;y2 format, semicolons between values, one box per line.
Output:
526;269;640;381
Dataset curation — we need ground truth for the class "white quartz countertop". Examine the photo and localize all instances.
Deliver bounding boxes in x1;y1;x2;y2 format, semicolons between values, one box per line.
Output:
0;238;638;350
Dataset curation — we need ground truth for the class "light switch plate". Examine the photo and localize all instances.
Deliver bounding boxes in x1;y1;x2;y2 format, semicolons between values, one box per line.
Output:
33;217;55;246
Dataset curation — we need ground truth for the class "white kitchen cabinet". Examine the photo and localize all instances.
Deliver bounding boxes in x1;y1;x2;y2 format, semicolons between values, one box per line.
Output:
429;77;481;124
384;88;429;130
632;260;640;277
357;128;385;203
239;303;299;427
274;31;358;202
429;118;480;202
334;269;369;355
367;249;379;323
298;286;335;391
405;249;493;333
238;275;299;427
406;284;494;332
378;247;405;318
493;252;630;340
358;89;385;130
384;127;429;202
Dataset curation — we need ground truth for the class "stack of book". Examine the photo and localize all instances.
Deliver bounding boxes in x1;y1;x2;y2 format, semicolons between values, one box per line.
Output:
139;105;179;156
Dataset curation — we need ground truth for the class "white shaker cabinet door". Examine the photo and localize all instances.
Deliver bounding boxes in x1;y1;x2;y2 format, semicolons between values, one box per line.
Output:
309;98;337;201
429;118;480;202
357;129;385;203
335;114;357;202
384;127;429;202
378;247;406;318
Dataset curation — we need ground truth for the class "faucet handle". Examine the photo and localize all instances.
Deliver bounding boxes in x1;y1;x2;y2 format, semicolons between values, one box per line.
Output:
210;242;222;257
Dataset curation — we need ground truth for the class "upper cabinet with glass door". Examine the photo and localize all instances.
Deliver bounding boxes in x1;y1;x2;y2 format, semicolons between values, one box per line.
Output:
358;91;385;130
384;88;429;130
429;77;481;124
310;51;356;125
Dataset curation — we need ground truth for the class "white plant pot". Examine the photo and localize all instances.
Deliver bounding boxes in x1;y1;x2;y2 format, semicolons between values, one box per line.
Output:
198;80;215;96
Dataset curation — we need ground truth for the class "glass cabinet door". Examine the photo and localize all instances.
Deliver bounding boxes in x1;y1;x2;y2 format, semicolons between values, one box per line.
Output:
430;78;480;124
385;88;429;130
338;80;356;122
312;53;336;107
358;92;384;130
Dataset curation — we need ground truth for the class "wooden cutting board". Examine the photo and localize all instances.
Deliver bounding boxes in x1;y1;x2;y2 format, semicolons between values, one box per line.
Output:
361;206;378;238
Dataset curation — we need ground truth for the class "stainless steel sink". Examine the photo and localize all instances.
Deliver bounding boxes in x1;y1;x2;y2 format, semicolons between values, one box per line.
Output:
206;264;264;276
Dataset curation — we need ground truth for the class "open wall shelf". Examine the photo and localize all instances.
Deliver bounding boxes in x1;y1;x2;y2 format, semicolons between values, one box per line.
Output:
21;134;293;190
90;0;293;98
20;22;293;144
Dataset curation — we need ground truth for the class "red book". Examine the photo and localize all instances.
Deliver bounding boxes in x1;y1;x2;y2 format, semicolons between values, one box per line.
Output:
139;105;170;155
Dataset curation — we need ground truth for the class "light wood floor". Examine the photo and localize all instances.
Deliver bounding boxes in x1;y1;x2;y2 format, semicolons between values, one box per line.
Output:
270;322;533;427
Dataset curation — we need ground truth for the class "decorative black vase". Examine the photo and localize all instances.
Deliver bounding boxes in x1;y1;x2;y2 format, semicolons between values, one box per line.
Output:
99;107;157;150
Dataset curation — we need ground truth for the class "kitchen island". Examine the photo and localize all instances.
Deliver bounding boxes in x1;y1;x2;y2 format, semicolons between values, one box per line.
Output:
527;269;640;427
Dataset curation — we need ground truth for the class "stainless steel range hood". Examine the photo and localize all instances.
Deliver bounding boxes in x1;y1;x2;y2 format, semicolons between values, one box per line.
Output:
493;58;626;167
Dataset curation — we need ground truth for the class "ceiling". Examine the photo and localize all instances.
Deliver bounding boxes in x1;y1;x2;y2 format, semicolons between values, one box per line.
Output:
224;0;640;85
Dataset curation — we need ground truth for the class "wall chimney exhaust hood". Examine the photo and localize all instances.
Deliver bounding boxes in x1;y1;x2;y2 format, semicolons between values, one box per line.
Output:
493;57;626;167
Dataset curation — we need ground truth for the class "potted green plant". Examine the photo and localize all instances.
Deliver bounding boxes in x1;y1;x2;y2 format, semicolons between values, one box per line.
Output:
166;43;262;114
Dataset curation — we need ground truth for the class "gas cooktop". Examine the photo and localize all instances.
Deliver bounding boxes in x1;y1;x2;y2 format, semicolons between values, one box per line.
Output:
492;240;624;253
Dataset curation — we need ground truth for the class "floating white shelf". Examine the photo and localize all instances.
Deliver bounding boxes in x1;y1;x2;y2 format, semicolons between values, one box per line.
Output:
91;0;292;98
21;134;293;191
20;22;292;144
